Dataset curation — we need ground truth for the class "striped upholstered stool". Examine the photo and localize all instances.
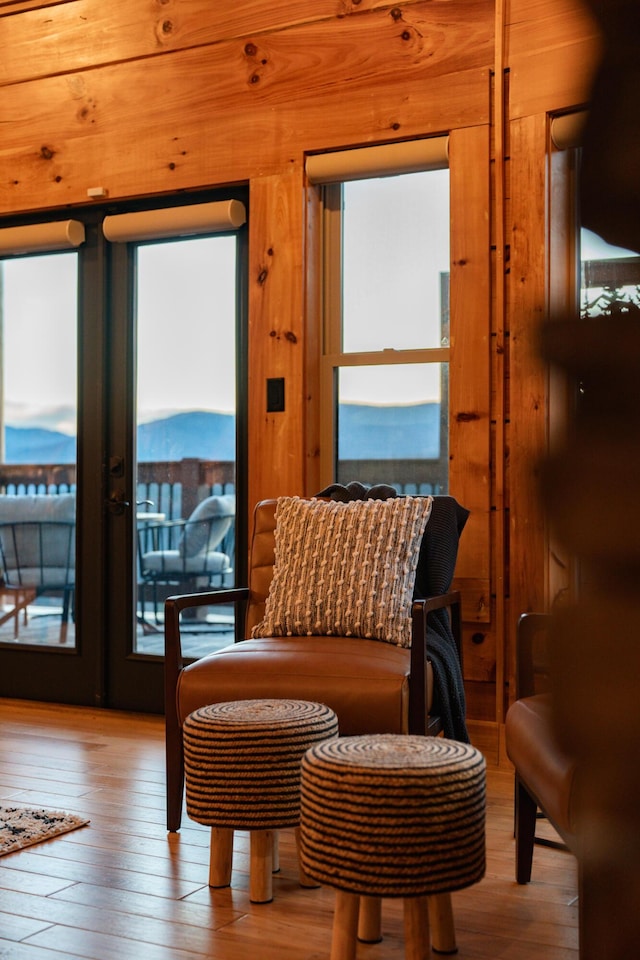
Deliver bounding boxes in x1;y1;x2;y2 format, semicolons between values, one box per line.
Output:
299;735;486;959
183;698;338;903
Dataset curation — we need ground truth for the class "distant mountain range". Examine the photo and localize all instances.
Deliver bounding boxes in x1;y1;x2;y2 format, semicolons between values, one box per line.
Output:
338;403;440;459
5;426;77;464
4;404;441;464
137;411;236;462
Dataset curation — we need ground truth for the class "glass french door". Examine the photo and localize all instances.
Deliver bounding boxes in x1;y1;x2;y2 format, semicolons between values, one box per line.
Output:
0;199;246;711
0;242;108;704
0;252;77;643
106;227;245;711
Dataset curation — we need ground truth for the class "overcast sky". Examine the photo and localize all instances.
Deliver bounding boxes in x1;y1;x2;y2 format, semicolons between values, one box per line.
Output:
1;235;237;434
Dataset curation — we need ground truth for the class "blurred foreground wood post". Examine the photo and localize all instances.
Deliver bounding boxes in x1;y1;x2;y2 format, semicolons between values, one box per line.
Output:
542;3;640;955
542;319;640;958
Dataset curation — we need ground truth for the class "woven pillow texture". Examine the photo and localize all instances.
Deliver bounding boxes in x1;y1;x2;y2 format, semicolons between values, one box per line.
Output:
251;494;433;648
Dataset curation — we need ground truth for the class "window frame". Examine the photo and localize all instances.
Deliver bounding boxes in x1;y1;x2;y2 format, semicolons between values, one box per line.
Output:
318;176;451;488
306;127;491;642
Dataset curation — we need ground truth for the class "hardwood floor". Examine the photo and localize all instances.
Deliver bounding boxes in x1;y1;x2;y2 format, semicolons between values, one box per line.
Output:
0;699;578;959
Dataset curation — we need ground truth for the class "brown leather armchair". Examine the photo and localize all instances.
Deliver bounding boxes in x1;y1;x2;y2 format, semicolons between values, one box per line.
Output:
164;494;468;831
505;612;578;883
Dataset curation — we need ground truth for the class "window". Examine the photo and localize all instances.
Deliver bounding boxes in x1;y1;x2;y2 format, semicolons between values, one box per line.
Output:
318;157;450;493
580;229;640;321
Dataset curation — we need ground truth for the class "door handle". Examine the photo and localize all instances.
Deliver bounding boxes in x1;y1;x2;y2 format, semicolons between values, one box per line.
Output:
107;492;131;515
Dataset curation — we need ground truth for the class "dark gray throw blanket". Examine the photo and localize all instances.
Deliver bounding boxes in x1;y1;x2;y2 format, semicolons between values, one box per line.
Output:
316;482;470;743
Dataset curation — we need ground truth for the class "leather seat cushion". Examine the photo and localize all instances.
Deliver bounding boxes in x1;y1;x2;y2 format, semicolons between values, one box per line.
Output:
505;694;578;837
177;635;432;736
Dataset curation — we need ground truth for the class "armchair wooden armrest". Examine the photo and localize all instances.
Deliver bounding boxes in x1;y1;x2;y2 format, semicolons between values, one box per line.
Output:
164;586;249;832
515;611;552;700
410;590;462;735
165;587;249;658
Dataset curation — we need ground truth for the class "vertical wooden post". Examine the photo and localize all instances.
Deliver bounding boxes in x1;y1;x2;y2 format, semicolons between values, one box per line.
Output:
180;458;202;519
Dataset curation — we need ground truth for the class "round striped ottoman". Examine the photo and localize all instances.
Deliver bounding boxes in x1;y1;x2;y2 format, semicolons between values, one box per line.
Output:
299;734;486;958
183;698;338;903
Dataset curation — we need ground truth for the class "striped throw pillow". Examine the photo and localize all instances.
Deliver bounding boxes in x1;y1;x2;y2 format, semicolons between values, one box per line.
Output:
251;495;433;648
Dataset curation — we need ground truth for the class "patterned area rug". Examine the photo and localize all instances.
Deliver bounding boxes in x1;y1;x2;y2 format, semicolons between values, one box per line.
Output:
0;805;90;856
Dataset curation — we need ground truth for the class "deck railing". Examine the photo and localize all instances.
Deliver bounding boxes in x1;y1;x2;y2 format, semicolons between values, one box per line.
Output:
136;459;236;519
0;459;236;521
0;456;446;512
0;464;77;496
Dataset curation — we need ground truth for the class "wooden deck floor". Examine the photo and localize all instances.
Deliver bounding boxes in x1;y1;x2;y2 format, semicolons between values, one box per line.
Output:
0;699;579;959
0;605;235;658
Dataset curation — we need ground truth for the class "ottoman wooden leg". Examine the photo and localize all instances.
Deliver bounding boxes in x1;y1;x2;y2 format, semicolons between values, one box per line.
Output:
428;892;457;954
358;895;383;943
250;829;274;903
404;896;431;960
330;890;360;960
209;827;234;887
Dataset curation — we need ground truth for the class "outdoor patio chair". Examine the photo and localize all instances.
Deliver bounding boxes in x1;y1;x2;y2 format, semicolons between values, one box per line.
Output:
0;518;75;644
138;493;235;625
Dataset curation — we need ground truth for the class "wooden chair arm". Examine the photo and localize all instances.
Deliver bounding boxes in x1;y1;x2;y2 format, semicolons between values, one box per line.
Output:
163;586;248;832
165;586;250;665
516;612;552;700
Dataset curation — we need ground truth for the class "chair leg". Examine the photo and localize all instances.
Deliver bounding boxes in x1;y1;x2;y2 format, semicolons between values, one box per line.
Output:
515;774;538;884
166;716;185;832
59;587;74;644
139;582;147;626
153;583;161;624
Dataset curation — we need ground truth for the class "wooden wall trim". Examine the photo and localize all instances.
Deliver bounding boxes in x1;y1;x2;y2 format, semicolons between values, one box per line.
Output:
247;166;306;510
449;123;491;583
303;184;323;498
492;0;507;723
448;123;495;689
506;112;549;707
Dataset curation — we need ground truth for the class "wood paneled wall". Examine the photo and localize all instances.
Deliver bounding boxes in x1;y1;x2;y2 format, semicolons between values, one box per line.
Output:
0;0;601;724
